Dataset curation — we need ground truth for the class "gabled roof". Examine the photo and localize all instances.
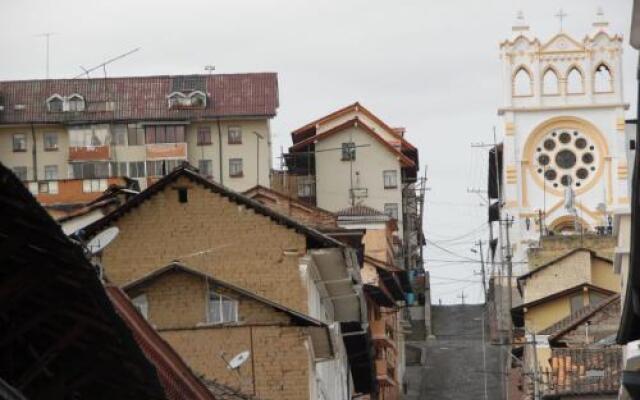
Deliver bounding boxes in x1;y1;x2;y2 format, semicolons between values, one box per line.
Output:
242;185;337;227
539;294;620;344
290;117;415;167
291;102;411;148
123;261;326;328
0;73;278;124
106;285;222;400
517;247;612;284
81;164;345;249
512;283;616;312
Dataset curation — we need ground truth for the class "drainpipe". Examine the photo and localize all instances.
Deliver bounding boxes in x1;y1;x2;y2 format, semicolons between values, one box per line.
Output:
217;118;224;186
30;124;38;181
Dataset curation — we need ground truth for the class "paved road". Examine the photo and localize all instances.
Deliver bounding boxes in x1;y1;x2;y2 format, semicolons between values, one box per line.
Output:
404;304;505;399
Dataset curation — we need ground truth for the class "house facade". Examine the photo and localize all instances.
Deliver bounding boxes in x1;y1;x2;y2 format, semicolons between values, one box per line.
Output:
81;165;373;399
0;73;278;193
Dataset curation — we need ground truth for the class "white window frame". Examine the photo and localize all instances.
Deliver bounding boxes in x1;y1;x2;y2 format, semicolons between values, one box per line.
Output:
207;289;238;324
383;170;398;189
384;203;399;220
132;294;149;320
44;165;58;180
229;158;243;177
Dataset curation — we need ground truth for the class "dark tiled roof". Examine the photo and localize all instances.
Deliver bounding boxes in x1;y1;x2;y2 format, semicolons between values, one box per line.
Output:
336;205;387;218
203;379;258;400
539;294;620;340
81;164;345;249
0;73;278;124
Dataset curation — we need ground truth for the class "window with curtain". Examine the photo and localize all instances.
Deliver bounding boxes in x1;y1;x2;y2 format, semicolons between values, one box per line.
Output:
208;290;238;324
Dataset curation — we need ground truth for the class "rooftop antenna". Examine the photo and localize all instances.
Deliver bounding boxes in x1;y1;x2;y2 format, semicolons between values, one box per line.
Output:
204;65;216;75
73;47;140;79
35;32;55;79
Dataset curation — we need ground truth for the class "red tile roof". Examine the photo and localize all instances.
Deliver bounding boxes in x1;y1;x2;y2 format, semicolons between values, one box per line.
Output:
0;73;278;124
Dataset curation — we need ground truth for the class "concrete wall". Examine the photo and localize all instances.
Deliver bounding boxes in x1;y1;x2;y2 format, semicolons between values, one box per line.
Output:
314;126;403;225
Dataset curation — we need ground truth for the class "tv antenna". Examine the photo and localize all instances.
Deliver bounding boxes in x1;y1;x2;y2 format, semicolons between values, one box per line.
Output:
35;32;56;79
73;47;141;79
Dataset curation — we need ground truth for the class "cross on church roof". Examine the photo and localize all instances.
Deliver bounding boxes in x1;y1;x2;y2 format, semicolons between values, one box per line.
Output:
555;8;568;32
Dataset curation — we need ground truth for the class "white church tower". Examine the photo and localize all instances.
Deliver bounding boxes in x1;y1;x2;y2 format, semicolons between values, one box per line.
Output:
498;10;629;266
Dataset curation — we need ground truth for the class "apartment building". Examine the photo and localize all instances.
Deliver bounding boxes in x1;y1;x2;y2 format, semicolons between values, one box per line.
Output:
0;73;278;192
80;164;374;399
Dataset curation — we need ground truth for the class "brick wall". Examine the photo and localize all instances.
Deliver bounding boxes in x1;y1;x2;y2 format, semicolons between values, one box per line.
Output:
161;326;311;400
100;176;309;313
527;235;616;269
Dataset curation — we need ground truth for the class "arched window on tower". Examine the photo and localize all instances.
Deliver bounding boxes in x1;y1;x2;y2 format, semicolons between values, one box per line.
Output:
513;67;532;97
566;67;584;94
594;63;613;93
542;68;559;95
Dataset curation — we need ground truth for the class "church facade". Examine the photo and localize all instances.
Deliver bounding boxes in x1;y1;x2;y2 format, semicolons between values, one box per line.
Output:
497;13;629;265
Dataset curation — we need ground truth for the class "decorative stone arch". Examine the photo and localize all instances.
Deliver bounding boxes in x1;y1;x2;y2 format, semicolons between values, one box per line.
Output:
565;64;585;95
513;65;534;97
593;61;614;94
522;116;609;197
541;65;561;96
548;215;591;233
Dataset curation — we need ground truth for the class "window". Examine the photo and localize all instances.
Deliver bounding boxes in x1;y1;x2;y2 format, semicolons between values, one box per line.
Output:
228;126;242;144
132;294;149;320
44;165;58;180
542;68;559;95
146;159;185;177
127;125;145;146
513;67;532;96
47;96;63;112
229;158;243;177
12;166;27;181
178;188;188;203
297;177;315;198
109;162;127;177
342;142;356;161
82;179;108;193
38;181;58;194
168;91;207;109
69;125;109;147
129;161;146;178
383;170;398;189
566;67;584;94
43;132;58;151
384;203;399;220
71;162;110;179
198;159;213;178
197;127;212;145
13;133;27;152
570;293;584;314
68;95;85;112
111;125;128;145
208;290;238;324
594;63;613;93
145;125;186;144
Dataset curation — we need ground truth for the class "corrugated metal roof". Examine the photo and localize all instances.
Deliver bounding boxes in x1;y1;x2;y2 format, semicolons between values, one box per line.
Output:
0;73;278;124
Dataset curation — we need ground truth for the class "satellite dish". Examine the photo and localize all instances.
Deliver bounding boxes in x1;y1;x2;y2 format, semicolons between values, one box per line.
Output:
86;227;119;256
227;351;250;370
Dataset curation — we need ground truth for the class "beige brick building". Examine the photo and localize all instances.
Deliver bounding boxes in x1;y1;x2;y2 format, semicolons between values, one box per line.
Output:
82;165;374;399
0;73;278;194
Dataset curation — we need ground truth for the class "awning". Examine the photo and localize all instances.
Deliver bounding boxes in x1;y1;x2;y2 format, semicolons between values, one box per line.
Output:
363;284;395;308
341;322;376;395
310;248;364;322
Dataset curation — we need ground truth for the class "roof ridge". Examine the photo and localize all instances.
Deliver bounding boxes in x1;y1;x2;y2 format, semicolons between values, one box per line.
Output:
544;293;620;340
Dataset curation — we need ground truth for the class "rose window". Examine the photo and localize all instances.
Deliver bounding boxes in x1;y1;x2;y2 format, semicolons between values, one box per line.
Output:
533;129;598;189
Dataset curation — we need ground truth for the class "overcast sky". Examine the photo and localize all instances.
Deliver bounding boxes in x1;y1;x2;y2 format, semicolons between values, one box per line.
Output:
0;0;635;303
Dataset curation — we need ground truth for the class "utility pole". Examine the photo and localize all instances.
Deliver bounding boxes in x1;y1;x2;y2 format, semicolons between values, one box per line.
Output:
504;215;514;332
531;329;540;400
457;291;466;305
473;241;488;302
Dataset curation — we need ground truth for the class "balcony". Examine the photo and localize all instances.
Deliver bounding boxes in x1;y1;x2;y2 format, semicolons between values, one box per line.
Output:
370;319;396;351
375;357;397;386
146;143;187;159
69;146;110;161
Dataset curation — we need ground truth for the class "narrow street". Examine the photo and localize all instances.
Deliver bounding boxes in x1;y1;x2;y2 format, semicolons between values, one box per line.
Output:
406;304;505;399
